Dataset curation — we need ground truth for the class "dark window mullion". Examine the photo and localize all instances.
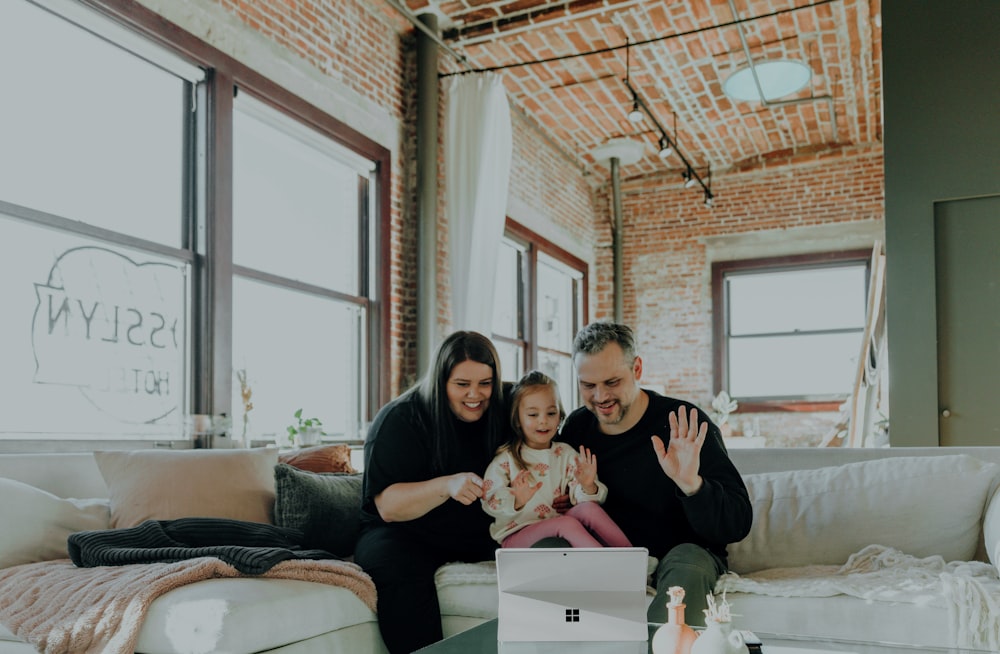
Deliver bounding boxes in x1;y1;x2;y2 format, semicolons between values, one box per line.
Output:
202;69;234;419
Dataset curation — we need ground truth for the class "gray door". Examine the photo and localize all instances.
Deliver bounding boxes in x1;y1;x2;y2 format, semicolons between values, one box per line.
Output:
934;195;1000;446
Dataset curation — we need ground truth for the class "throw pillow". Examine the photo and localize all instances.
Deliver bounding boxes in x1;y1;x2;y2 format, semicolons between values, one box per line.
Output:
0;476;109;568
278;443;356;474
728;454;1000;574
273;463;362;557
94;448;279;529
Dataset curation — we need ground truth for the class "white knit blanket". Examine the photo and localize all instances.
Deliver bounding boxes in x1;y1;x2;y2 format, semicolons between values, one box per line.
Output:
716;544;1000;651
434;558;660;596
435;560;497;588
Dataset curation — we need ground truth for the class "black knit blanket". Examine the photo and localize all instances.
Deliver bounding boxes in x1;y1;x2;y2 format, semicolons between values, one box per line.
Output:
68;517;338;575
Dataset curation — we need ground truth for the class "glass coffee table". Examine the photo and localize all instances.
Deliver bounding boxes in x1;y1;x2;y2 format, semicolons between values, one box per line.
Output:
414;619;988;653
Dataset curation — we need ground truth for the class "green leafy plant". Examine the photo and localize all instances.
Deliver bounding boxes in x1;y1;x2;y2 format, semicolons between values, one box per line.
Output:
287;408;324;446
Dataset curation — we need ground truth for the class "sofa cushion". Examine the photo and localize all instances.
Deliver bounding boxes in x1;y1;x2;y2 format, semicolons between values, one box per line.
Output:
729;454;1000;574
135;577;377;654
273;463;362;557
435;561;499;622
94;448;278;529
725;592;953;649
0;477;109;569
279;444;356;474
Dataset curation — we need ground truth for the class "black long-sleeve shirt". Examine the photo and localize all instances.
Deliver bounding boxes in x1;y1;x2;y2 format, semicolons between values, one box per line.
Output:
360;392;497;554
560;390;752;562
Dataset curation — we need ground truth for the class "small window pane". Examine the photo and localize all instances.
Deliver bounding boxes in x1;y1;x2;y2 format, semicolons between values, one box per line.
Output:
536;254;578;351
729;333;859;397
729;266;866;335
493;240;520;339
233;97;365;292
232;277;364;445
495;340;524;383
0;1;186;246
0;214;190;441
538;350;575;413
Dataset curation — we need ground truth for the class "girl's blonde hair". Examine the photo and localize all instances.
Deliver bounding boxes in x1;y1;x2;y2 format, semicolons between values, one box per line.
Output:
500;369;566;473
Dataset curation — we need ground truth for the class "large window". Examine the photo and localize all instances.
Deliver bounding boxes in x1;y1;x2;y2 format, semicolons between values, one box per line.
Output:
230;96;375;446
492;220;587;411
712;251;870;407
0;0;387;450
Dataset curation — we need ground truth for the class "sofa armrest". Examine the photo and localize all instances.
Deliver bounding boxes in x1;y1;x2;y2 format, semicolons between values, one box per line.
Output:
981;482;1000;569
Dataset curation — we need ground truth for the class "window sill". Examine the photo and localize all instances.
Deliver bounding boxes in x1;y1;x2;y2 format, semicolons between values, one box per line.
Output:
734;400;845;413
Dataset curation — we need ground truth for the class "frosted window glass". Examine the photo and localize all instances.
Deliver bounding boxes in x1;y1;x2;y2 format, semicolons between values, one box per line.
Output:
233;98;368;292
493;241;521;339
232;277;363;444
729;333;860;398
0;214;189;440
0;1;186;246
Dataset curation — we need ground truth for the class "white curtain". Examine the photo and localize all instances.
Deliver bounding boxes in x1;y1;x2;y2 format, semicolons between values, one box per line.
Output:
446;72;512;335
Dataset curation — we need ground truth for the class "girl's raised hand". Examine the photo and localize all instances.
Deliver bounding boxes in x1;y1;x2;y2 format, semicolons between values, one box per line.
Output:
510;469;542;510
574;446;599;494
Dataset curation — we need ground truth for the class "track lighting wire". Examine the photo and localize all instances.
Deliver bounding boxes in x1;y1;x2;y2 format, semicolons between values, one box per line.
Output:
625;78;712;201
438;0;838;77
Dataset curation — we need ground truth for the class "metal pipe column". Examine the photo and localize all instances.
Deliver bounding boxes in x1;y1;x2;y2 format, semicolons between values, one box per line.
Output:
416;13;439;374
610;156;624;323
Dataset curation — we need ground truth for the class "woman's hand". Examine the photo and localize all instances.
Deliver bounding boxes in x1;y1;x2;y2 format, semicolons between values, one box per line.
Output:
510;469;543;510
375;473;484;521
573;446;599;495
446;473;485;505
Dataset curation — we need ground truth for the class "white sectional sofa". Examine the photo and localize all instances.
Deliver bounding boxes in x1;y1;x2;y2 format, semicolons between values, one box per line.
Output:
2;446;1000;653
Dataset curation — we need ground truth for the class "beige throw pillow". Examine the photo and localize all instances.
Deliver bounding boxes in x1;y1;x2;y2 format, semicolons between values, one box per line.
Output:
94;448;279;529
0;477;109;568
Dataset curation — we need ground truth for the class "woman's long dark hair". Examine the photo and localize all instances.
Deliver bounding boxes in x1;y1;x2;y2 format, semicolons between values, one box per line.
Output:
406;331;506;474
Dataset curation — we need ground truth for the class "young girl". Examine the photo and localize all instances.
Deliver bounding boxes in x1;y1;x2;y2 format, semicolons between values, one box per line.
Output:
481;370;632;548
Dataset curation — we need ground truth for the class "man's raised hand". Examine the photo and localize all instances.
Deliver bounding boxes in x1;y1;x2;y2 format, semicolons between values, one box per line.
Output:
651;405;706;496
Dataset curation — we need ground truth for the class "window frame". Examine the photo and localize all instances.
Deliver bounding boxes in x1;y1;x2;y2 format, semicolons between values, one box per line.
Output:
0;0;391;451
210;56;391;430
711;249;871;413
493;218;588;401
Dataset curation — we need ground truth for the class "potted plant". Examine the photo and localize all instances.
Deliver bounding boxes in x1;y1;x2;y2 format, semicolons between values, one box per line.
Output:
287;409;324;447
710;390;739;437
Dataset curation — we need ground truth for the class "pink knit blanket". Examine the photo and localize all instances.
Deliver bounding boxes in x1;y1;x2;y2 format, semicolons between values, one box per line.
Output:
0;557;377;654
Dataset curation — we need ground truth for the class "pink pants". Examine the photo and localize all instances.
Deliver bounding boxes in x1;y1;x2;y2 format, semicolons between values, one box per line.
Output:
501;501;633;548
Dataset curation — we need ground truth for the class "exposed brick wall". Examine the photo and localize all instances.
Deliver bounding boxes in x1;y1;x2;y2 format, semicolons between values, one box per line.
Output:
591;144;884;446
507;109;597;249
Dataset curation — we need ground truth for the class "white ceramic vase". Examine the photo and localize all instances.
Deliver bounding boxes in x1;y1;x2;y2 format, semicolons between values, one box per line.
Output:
298;426;322;447
689;619;744;654
651;601;698;654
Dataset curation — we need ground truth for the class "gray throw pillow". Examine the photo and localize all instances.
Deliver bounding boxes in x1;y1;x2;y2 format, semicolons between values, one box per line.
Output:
273;462;362;557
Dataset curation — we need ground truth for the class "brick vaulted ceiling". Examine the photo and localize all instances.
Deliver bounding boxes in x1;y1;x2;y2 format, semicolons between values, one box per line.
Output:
404;0;883;183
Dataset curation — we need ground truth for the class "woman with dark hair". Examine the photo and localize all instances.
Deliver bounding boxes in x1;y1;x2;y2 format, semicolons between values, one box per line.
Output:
355;331;506;654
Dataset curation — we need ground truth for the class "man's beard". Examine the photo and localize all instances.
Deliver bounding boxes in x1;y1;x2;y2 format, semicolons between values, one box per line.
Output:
592;397;632;426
